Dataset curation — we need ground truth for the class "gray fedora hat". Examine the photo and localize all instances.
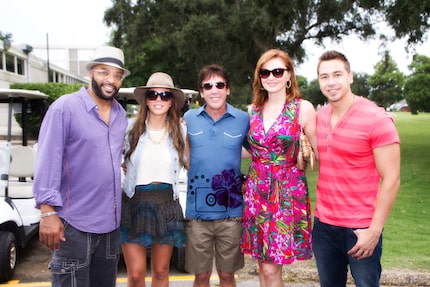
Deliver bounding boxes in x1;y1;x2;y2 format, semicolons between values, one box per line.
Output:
134;72;185;107
85;46;130;77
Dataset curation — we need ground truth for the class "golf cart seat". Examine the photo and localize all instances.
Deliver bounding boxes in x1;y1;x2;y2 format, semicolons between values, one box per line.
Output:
8;145;36;199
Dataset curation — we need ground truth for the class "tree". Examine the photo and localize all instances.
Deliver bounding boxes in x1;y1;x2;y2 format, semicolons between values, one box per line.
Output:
385;1;430;47
0;31;12;50
103;0;429;106
368;51;405;108
404;54;430;114
351;72;371;98
301;79;326;107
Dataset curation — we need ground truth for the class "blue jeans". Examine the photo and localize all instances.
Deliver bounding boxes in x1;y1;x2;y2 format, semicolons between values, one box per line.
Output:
312;217;382;287
50;220;120;287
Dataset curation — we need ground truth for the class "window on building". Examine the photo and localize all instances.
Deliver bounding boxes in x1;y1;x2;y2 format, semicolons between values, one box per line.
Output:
3;52;25;75
6;53;14;72
0;51;3;70
17;57;24;75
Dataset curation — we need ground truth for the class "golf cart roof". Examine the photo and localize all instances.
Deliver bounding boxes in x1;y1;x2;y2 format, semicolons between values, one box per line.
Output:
0;88;49;103
0;89;48;145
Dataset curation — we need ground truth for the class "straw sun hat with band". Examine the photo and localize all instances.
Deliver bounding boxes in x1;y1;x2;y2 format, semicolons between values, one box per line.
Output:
85;46;131;77
134;72;185;110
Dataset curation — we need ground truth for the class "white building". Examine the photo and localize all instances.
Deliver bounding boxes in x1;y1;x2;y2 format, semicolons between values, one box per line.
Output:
0;39;90;88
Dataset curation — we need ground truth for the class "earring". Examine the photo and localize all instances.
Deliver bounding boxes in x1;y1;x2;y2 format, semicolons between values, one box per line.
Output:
286;80;292;89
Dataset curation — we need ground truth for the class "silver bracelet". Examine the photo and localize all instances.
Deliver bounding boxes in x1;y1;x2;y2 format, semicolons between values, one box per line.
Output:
40;211;58;218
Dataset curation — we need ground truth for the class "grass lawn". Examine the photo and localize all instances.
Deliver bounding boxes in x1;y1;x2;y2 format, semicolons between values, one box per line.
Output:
241;112;430;272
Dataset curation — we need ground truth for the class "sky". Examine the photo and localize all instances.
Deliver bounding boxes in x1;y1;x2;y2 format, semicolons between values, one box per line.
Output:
2;0;429;80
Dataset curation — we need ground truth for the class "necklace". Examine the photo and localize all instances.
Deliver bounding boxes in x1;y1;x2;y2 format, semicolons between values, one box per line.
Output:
330;94;356;128
148;127;168;144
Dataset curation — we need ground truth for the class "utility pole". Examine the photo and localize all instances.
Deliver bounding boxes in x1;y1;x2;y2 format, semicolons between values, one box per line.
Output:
46;33;50;82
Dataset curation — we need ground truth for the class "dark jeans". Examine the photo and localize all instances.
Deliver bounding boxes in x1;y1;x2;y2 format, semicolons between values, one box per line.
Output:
312;217;382;287
50;220;120;287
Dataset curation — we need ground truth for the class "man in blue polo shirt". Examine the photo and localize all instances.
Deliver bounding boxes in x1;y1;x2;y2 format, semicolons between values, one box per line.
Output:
183;64;249;287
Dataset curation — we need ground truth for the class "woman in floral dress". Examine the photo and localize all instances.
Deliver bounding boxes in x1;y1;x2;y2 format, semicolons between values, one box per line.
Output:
241;49;318;287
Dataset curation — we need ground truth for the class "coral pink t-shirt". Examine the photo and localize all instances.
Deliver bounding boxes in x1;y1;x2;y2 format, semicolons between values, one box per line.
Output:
315;97;400;228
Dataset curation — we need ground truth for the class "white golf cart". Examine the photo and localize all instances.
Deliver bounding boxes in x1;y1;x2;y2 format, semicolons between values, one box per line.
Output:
0;88;48;282
116;87;198;273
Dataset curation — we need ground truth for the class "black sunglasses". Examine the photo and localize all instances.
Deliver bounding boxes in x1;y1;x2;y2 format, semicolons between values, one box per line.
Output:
146;90;173;101
202;82;227;91
259;68;289;79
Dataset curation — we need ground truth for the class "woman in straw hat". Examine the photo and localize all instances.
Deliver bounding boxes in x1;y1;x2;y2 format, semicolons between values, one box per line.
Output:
121;72;187;286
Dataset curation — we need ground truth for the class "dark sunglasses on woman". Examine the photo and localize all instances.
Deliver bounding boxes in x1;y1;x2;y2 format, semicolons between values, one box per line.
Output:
146;90;173;101
259;68;288;79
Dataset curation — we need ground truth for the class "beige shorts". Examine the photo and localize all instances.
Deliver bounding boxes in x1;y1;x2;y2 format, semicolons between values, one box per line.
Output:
185;218;244;274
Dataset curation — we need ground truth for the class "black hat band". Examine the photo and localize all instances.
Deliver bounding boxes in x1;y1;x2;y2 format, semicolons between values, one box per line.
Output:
93;57;124;68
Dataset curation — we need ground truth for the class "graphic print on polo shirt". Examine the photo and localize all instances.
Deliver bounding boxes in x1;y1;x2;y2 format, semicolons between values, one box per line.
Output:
189;168;243;213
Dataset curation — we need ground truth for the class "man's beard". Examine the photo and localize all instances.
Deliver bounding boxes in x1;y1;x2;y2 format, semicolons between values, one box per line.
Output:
91;78;119;101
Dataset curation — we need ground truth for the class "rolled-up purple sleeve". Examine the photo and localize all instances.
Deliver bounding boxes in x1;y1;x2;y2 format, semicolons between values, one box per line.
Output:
33;106;67;208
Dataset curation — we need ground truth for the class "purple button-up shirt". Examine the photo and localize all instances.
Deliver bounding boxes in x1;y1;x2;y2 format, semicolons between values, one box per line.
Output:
33;87;127;233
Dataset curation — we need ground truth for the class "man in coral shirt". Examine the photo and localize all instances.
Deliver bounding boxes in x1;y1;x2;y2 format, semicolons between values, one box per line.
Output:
313;50;400;287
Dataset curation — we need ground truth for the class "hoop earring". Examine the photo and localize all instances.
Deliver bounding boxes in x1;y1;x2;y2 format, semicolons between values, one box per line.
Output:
286;80;292;89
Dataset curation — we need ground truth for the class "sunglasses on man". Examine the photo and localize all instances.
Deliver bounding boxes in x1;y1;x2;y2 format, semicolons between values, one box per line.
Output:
202;82;227;91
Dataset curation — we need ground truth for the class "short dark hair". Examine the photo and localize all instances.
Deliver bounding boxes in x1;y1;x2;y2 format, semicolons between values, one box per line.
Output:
317;50;351;74
198;64;230;92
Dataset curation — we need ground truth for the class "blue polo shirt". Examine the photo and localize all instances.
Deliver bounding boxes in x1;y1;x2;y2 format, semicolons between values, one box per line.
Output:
183;103;250;220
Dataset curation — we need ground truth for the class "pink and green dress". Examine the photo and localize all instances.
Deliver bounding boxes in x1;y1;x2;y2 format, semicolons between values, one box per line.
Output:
241;98;312;264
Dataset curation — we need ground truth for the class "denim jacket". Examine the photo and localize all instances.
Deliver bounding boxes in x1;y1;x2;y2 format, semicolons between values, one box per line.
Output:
122;119;186;200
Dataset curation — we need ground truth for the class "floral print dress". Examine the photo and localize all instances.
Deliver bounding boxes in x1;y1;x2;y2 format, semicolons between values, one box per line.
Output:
241;98;312;264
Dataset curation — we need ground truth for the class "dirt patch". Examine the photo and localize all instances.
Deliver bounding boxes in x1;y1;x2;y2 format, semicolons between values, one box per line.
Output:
12;236;430;286
238;253;430;286
14;236;51;282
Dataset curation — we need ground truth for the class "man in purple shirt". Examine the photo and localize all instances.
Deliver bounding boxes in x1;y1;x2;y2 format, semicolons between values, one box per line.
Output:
33;46;129;287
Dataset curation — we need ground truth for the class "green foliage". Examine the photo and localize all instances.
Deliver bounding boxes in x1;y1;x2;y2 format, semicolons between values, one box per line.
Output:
408;53;430;74
385;1;430;46
368;51;405;108
10;82;85;103
351;72;370;98
404;54;430;114
8;83;86;139
104;0;430;108
301;79;326;107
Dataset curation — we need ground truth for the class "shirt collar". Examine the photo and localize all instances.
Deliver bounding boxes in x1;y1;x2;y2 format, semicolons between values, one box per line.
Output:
80;86;121;113
197;103;239;118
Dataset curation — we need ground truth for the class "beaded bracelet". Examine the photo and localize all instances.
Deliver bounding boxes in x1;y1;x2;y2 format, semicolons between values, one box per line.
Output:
40;211;58;218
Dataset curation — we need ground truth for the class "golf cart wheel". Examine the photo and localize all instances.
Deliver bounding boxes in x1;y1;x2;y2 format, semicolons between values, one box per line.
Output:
0;231;17;282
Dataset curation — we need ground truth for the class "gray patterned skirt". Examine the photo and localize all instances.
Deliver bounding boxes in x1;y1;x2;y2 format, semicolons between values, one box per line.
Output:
120;183;185;247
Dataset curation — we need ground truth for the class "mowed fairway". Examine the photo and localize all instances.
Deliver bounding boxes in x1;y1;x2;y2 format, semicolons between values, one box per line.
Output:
381;112;430;271
241;112;430;272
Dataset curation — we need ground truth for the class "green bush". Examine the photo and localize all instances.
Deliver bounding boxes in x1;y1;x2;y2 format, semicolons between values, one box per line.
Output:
9;83;86;140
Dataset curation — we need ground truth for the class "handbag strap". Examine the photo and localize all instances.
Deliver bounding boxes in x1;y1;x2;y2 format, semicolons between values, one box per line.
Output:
298;99;304;134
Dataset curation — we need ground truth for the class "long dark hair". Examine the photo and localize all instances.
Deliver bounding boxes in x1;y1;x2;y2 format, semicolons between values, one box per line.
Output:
124;93;186;168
